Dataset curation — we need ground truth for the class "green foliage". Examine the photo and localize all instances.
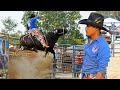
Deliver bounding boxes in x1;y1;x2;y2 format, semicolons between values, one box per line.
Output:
10;33;21;37
97;11;120;17
58;29;85;45
9;39;20;45
21;11;85;45
9;34;21;45
1;16;18;34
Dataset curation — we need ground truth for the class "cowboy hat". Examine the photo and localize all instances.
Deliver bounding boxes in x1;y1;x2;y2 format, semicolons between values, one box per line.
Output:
78;12;109;32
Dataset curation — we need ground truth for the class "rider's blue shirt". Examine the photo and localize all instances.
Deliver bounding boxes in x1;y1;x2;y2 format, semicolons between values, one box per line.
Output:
28;16;40;30
82;34;110;77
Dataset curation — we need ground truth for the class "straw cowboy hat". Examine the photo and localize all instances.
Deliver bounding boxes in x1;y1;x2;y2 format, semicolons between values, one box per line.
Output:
78;12;109;32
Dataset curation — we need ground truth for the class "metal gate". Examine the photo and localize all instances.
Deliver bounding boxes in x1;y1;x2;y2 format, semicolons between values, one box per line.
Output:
52;44;84;79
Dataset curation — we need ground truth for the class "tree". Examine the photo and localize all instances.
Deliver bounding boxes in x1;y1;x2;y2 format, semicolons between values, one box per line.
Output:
1;16;18;34
17;30;23;35
97;11;120;17
21;11;85;45
1;29;8;33
9;33;21;45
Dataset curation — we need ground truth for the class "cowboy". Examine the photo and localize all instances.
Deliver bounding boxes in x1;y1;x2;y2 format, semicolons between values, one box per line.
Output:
27;13;49;48
78;12;111;79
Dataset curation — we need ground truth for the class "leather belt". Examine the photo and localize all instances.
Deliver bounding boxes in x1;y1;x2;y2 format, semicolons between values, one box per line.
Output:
83;73;96;79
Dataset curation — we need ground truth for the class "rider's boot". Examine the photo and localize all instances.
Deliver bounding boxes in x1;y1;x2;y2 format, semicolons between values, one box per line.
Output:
40;37;49;48
43;44;49;48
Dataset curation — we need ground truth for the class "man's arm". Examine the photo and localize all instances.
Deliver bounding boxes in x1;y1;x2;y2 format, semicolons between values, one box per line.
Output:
27;21;30;27
34;16;40;20
95;47;110;79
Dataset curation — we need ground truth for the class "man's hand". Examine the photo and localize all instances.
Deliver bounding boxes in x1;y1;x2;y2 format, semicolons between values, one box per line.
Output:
27;22;30;27
95;72;104;79
40;15;45;20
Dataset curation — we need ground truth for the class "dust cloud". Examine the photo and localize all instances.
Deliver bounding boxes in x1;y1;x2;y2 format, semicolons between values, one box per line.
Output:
7;50;53;79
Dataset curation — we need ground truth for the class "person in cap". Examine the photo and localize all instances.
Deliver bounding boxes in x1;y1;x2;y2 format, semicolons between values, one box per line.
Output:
27;13;49;48
78;12;111;79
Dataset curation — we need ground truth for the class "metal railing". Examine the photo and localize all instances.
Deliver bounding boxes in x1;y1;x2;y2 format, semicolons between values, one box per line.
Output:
51;44;84;79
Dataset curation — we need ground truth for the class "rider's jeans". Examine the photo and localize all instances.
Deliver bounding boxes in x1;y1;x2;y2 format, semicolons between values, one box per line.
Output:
28;29;47;46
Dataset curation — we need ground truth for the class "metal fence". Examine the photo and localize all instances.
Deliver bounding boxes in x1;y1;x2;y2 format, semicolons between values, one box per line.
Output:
0;33;9;79
110;43;120;57
51;44;84;78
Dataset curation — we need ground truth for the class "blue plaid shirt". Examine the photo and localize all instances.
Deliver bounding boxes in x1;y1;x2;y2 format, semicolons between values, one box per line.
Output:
82;34;110;77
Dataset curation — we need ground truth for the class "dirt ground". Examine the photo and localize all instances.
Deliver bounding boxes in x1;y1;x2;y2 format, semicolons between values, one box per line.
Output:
107;56;120;79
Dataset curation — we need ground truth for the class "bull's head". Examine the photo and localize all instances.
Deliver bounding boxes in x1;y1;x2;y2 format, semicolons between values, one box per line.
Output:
53;28;68;35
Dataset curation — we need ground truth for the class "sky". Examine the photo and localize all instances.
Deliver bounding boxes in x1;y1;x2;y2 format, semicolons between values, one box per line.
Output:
0;11;26;34
0;11;96;37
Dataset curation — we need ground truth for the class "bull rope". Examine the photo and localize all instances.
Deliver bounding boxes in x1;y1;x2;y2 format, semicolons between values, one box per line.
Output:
23;34;35;45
